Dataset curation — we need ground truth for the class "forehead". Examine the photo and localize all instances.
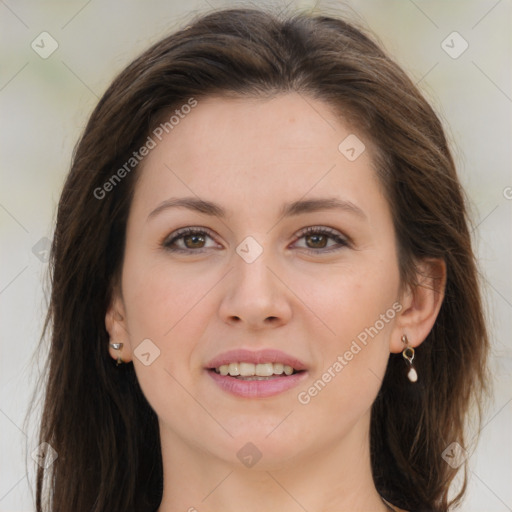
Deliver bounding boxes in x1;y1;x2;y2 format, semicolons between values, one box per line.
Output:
131;93;385;223
160;93;360;164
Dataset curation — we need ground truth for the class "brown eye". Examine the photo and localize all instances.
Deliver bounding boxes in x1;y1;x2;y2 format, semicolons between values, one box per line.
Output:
183;233;206;249
294;226;349;254
305;233;328;249
163;228;217;253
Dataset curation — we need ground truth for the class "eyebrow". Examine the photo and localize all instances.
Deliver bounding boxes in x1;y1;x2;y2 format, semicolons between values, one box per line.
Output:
147;196;367;221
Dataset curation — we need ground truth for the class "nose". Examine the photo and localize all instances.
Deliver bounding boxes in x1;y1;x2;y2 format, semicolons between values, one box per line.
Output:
218;245;293;330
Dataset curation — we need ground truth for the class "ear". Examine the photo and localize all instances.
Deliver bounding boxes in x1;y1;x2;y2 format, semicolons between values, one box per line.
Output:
390;258;446;353
105;288;132;363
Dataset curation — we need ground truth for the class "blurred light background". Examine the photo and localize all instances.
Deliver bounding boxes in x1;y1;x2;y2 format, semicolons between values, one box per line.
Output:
1;0;511;510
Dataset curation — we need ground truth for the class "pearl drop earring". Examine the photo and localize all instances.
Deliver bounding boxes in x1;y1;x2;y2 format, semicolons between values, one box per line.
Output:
401;335;417;382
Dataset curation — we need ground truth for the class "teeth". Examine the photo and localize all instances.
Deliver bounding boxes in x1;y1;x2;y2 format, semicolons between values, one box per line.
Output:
273;363;284;374
256;363;274;377
215;362;296;377
228;362;240;376
283;365;294;376
240;362;256;376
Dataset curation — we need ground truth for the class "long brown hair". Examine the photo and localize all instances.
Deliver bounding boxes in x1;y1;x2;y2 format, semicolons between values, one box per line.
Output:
31;7;490;512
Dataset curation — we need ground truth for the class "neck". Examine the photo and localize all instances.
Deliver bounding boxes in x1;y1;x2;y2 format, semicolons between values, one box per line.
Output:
156;411;390;512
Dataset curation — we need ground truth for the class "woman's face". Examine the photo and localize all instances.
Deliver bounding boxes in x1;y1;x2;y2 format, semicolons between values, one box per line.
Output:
109;93;405;469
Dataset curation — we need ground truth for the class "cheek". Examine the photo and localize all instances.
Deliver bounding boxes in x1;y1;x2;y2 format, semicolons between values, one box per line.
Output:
313;258;399;342
120;255;223;404
121;255;215;342
120;258;214;415
301;260;399;402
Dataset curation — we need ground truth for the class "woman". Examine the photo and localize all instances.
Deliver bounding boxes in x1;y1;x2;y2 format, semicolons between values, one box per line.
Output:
34;6;490;512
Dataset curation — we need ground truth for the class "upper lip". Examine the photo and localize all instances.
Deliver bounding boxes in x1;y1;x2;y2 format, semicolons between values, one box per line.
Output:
206;349;308;371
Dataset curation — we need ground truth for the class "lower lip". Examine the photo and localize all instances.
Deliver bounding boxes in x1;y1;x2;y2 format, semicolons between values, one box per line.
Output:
207;369;308;398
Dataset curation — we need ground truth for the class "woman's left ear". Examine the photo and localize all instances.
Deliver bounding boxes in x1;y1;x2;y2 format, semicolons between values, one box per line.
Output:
390;258;446;353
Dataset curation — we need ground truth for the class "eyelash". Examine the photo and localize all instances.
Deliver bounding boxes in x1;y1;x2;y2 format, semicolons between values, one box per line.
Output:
162;226;350;255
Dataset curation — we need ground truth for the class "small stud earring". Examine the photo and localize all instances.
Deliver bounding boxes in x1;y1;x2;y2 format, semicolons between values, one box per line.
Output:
401;335;417;383
109;342;124;366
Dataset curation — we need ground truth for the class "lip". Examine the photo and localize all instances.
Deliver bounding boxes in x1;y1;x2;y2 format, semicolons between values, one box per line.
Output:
205;348;308;372
207;369;308;398
205;348;309;399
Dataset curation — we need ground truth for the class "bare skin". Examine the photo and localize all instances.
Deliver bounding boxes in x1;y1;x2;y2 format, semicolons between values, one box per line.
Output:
106;93;445;512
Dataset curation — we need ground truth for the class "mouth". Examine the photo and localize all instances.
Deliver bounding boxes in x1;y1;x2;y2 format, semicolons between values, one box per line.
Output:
205;349;308;398
209;362;304;380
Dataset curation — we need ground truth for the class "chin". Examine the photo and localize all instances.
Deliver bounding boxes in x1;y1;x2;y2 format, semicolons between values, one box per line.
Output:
209;429;309;470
